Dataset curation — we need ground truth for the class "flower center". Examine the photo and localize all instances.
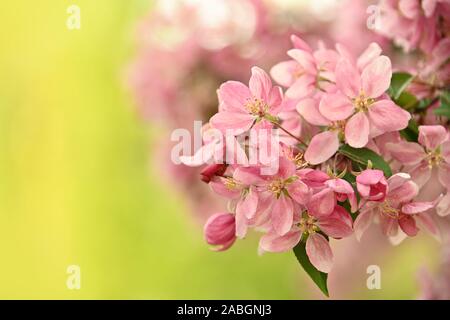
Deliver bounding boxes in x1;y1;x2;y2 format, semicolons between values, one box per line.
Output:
267;178;285;196
380;200;399;219
245;98;269;117
299;215;319;234
224;177;239;190
426;149;443;168
352;92;374;112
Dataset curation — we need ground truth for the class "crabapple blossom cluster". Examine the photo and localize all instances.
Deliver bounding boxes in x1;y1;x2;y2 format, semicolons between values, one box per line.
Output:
181;32;450;291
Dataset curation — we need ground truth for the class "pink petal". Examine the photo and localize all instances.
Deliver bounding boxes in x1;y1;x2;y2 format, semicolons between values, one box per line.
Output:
438;164;450;189
217;81;251;112
271;195;294;236
297;98;331;126
422;0;437;17
259;229;301;253
416;213;440;238
402;201;436;214
418;125;448;151
436;193;450;217
249;66;272;101
356;169;384;185
287;180;311;205
353;209;374;241
345;112;370;148
305;131;340;165
210;177;241;199
386;141;426;165
306;233;333;273
442;141;450;163
318;215;353;238
210;111;254;134
335;59;361;98
233;166;265;185
285;75;316;100
270;60;298;87
319;92;354;121
368;99;411;133
361;56;392;98
307;188;336;217
267;86;283;113
235;209;248;239
387;173;412;190
287;49;316;75
357;43;382;71
388;181;419;204
410;162;432;188
325;178;354;194
398;215;419;237
236;187;259;219
291;35;312;51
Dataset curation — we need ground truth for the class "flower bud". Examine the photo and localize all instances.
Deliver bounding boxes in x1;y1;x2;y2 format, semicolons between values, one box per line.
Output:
356;169;388;201
204;213;236;251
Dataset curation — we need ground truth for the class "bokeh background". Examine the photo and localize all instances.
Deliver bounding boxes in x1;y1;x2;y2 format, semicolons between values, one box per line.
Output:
0;0;441;299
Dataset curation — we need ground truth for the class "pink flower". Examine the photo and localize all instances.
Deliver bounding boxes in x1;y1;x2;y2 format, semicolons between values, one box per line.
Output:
387;125;450;189
259;205;353;273
204;213;237;251
210;67;283;134
354;173;439;241
356;169;388;201
270;35;339;100
302;45;411;164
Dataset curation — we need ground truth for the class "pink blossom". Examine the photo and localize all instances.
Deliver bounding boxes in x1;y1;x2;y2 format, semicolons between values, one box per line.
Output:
204;213;237;251
270;35;339;100
356;169;388;202
387;125;450;189
354;173;439;241
259;205;353;273
210;67;283;134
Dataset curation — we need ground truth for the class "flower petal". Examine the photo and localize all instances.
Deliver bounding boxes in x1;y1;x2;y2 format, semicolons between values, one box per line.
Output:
402;201;436;214
259;229;301;253
306;233;333;273
236;187;259;219
319;92;354;121
398;215;419;237
345;112;370;148
287;180;311;205
436;193;450;217
418;125;448;151
210;111;254;134
249;66;272;101
270;60;298;87
357;43;382;71
271;195;294;236
297;98;331;126
361;55;392;98
305;131;340;165
307;188;336;217
285;75;316;100
353;209;374;241
336;59;361;98
386;141;426;165
368;99;411;133
217;81;251;112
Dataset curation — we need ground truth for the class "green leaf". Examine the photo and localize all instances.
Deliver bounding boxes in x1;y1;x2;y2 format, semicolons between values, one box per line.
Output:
388;72;414;100
394;91;418;109
434;91;450;118
293;241;329;297
400;118;419;142
339;145;392;177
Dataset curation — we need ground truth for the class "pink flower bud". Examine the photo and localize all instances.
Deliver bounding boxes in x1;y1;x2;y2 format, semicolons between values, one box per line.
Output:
356;169;388;201
200;164;227;183
204;213;236;251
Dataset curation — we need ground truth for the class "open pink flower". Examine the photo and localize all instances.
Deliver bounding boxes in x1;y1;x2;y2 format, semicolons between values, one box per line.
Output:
356;169;388;201
354;173;439;241
204;213;236;251
319;55;411;148
270;36;339;100
210;67;283;134
259;205;353;273
387;125;450;189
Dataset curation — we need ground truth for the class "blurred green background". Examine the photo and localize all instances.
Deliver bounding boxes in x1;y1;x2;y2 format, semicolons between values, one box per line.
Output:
0;0;439;299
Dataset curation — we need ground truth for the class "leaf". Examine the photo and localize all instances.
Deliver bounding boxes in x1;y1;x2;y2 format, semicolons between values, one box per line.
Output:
400;118;419;142
293;240;329;297
394;91;418;110
339;145;392;177
388;72;414;100
434;91;450;118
